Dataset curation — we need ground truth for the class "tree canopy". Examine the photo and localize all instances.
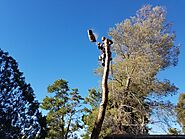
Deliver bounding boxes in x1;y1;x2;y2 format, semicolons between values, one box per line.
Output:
106;5;179;135
0;49;46;138
41;79;84;139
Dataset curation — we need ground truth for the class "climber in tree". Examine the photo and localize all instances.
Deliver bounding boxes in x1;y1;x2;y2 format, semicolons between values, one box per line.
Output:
97;37;113;66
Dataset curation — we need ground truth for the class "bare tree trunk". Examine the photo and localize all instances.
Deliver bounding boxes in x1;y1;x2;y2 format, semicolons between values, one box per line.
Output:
91;39;111;139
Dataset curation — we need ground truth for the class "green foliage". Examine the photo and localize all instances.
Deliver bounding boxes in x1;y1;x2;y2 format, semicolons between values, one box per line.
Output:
176;93;185;134
41;79;84;139
0;49;46;138
82;89;102;138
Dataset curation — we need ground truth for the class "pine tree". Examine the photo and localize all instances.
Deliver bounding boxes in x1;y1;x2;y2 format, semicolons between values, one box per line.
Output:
41;79;84;139
0;49;46;138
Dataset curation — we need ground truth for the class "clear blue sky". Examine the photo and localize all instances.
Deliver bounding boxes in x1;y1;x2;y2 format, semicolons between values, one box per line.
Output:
0;0;184;106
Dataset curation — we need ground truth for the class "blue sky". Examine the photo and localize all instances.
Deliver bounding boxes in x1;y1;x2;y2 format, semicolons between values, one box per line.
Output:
0;0;184;108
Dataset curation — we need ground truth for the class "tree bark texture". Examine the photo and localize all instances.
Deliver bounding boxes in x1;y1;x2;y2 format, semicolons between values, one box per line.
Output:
91;39;110;139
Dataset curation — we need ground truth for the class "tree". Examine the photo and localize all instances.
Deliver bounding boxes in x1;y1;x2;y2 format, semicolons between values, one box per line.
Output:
41;79;84;139
84;5;179;137
106;5;179;135
176;93;185;134
90;37;112;139
82;89;102;139
0;49;46;138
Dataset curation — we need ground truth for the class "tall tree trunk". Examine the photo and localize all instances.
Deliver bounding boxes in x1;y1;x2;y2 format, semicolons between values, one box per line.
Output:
91;39;111;139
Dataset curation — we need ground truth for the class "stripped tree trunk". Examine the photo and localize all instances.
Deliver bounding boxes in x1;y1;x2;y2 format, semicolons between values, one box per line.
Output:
91;39;111;139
